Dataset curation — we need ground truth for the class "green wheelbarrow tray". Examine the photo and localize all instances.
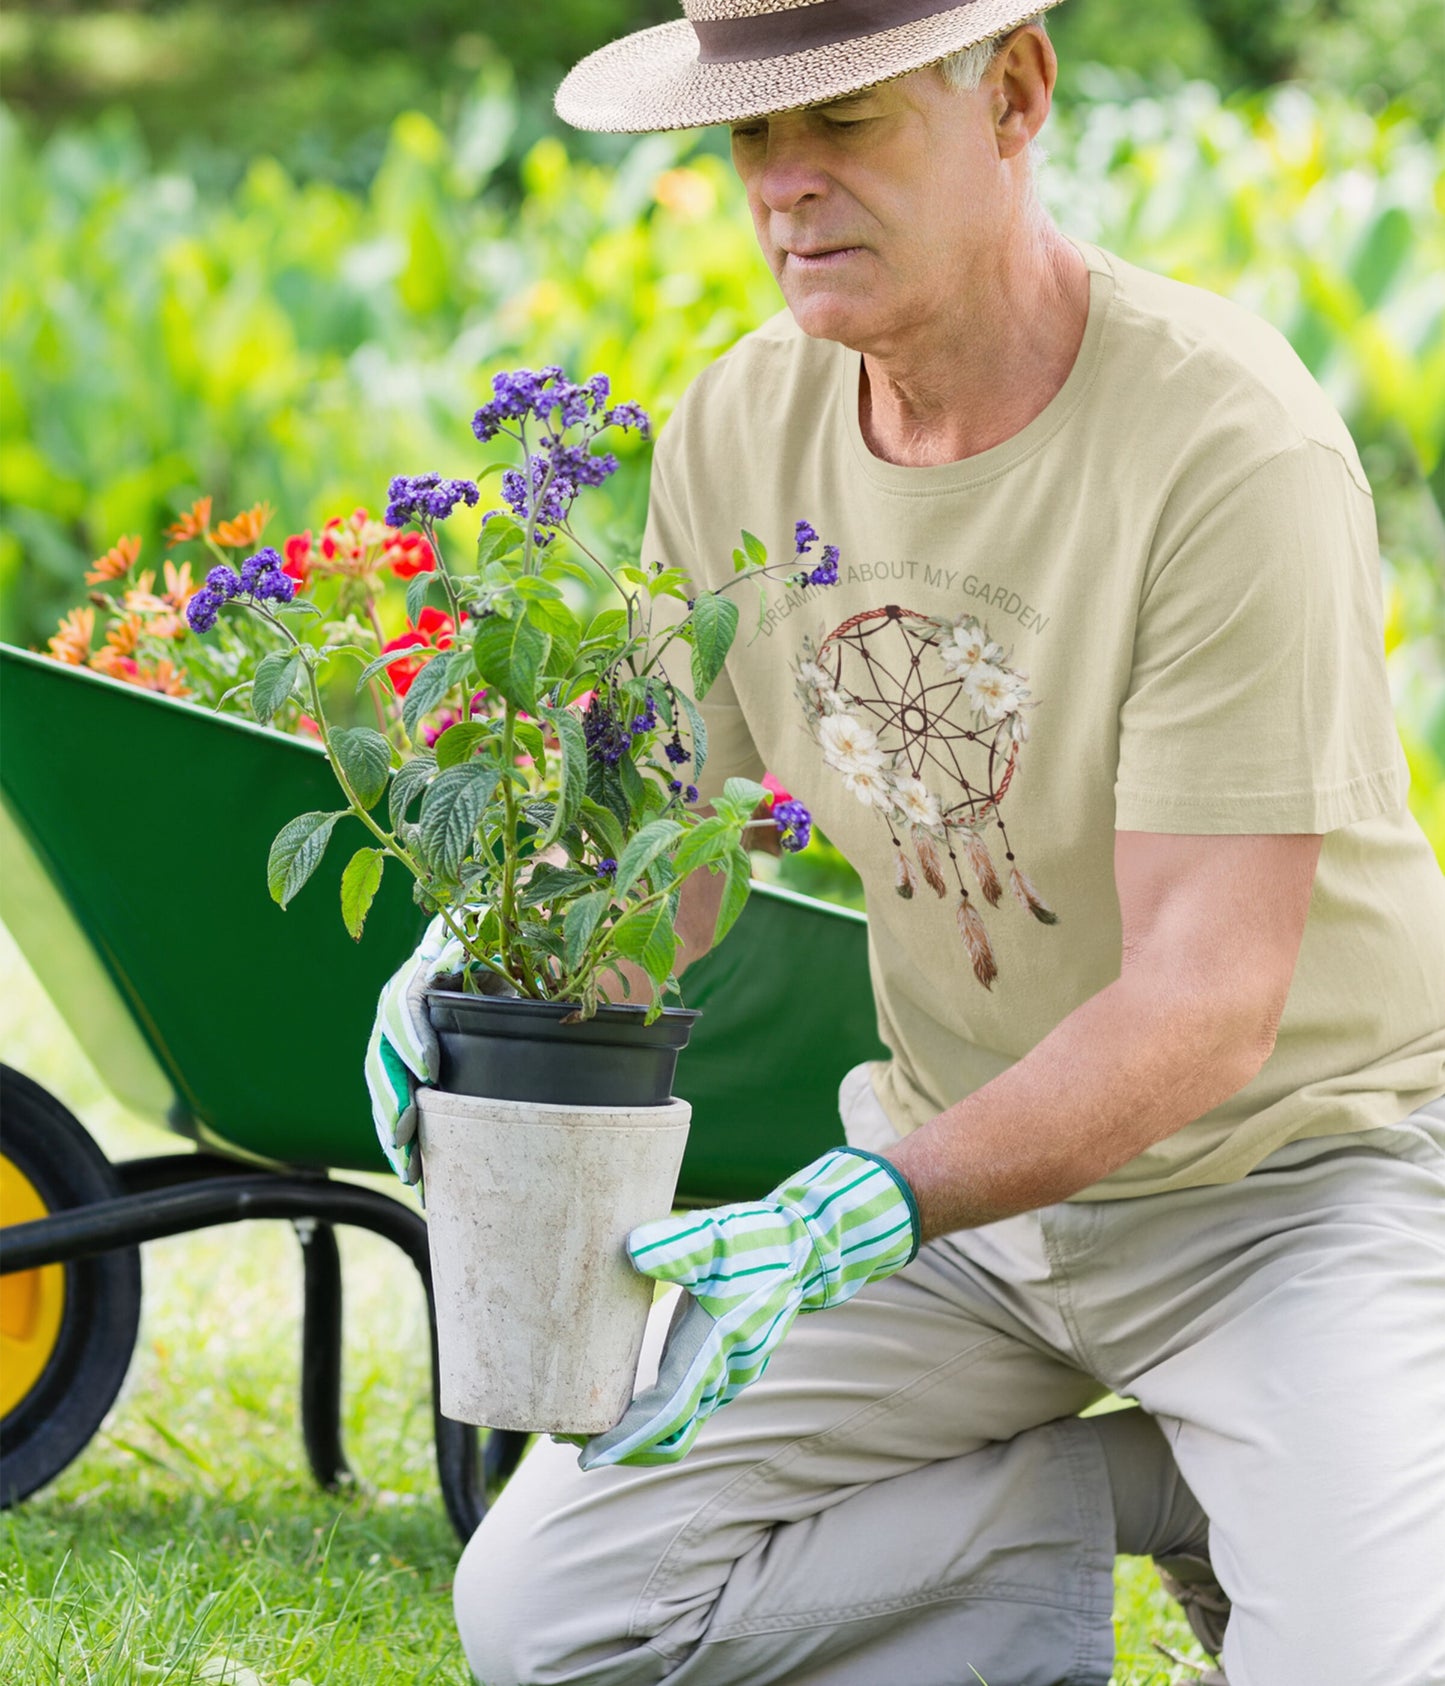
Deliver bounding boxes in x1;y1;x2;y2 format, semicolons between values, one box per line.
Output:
0;640;887;1197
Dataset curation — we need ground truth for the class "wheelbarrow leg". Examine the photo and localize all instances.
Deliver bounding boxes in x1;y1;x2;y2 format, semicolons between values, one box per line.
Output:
294;1217;352;1492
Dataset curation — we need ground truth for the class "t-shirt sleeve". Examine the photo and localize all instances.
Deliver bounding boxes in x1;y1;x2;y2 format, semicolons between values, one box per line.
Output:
1113;439;1410;834
642;426;767;807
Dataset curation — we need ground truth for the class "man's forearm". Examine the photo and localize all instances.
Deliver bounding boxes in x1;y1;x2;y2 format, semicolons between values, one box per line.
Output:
884;975;1273;1239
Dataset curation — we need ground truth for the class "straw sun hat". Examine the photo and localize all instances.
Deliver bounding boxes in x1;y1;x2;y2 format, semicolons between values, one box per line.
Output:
555;0;1067;134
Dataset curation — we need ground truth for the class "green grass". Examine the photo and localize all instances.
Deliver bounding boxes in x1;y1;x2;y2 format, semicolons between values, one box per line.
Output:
0;924;1214;1684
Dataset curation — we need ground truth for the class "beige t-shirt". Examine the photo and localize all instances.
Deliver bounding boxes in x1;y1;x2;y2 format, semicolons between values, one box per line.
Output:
642;234;1445;1199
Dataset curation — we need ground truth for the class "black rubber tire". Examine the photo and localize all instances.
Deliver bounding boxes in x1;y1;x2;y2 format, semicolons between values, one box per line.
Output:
0;1065;142;1507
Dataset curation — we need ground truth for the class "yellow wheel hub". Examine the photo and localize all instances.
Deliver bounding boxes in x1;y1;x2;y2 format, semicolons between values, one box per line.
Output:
0;1153;66;1418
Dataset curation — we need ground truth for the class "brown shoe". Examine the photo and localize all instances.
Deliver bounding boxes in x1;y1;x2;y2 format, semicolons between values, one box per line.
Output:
1155;1548;1231;1661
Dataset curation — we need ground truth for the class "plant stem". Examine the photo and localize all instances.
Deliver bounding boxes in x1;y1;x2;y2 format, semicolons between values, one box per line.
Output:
494;701;543;998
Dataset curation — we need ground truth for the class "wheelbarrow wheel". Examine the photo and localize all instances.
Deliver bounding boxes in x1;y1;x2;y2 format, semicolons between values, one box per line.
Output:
0;1065;142;1507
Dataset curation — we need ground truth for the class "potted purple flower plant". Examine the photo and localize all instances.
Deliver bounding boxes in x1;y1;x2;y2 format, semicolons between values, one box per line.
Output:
183;366;839;1431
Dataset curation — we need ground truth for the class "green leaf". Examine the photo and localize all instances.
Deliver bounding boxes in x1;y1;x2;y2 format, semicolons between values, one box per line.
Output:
279;598;325;620
731;547;749;573
530;597;582;677
588;759;632;833
405;571;435;624
741;529;767;567
435;720;494;770
512;720;547;770
354;643;422;692
722;776;769;818
540;703;587;846
330;726;392;809
611;900;677;986
712;845;753;947
617;564;649;588
389;754;436;827
340;847;385;941
471;607;550;712
418;762;501;877
402;646;467;743
252;649;301;724
670;814;733;878
648;567;691;598
517;865;600;908
582;608;628;646
511;575;563;602
476;516;525;568
616;750;646;815
563;889;612;969
675;688;709;785
579;796;625;860
614;818;683;900
267;811;344;909
688;592;739;699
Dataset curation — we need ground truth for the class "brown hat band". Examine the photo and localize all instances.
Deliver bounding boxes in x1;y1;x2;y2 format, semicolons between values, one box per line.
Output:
692;0;986;65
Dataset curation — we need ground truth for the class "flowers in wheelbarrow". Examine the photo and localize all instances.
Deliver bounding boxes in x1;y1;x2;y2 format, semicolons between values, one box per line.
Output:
172;362;834;1027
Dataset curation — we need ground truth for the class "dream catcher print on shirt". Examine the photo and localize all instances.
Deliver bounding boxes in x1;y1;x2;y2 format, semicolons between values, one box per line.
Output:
791;604;1059;990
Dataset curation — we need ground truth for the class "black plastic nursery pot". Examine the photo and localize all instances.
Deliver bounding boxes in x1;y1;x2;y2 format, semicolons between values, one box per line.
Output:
425;990;701;1108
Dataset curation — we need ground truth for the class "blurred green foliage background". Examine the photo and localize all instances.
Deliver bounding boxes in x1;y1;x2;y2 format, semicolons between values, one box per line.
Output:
2;0;1442;869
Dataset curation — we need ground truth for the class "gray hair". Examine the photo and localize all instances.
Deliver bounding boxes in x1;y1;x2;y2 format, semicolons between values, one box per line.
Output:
936;12;1052;187
936;12;1050;94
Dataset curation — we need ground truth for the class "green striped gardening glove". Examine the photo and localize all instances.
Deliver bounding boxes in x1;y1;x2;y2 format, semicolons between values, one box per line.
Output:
576;1147;920;1470
363;910;514;1185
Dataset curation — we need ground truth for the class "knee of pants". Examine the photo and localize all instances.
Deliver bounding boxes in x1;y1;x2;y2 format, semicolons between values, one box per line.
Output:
452;1460;679;1686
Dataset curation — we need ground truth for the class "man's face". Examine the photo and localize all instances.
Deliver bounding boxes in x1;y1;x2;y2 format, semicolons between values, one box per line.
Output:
728;44;1040;351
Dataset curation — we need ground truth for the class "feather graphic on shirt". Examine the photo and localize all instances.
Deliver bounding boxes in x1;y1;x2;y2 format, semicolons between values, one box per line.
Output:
956;893;998;990
893;848;916;900
912;827;949;898
962;826;1004;907
1008;863;1059;925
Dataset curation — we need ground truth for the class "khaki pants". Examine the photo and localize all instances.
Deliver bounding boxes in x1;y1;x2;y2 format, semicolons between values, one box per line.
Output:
454;1065;1445;1686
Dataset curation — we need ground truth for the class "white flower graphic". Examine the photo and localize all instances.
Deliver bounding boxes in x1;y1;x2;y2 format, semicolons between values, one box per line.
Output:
890;774;942;830
938;618;1004;678
818;712;886;774
963;661;1026;722
840;762;896;810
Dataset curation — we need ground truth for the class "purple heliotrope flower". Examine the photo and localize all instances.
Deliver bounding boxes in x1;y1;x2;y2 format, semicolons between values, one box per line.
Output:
794;520;819;556
807;544;840;588
186;588;223;633
186;550;295;633
772;799;813;852
583;697;633;767
386;473;480;528
596;858;618;879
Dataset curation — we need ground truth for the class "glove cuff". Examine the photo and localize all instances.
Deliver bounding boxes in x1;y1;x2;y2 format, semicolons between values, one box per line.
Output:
838;1147;922;1268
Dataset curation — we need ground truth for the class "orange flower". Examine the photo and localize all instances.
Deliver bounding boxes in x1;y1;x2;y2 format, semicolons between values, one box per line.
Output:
135;658;190;697
161;559;199;612
89;648;140;681
210;502;275;549
49;606;95;664
164;496;213;548
105;613;146;658
122;571;168;615
84;534;142;585
146;611;189;640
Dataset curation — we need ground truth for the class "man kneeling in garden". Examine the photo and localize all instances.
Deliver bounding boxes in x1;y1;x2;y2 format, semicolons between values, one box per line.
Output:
395;5;1445;1683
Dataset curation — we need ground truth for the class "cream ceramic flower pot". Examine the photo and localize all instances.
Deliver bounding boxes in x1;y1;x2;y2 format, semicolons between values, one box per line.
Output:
416;1086;692;1434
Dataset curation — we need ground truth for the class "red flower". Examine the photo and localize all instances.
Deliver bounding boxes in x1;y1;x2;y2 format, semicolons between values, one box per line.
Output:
283;532;313;591
762;771;793;809
381;607;456;697
385;531;436;579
